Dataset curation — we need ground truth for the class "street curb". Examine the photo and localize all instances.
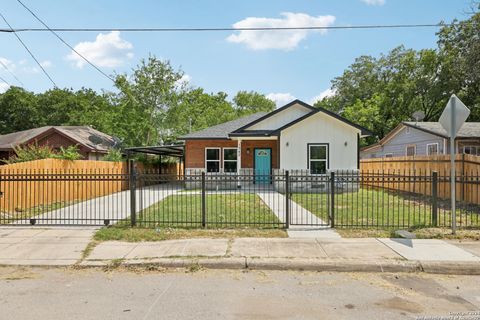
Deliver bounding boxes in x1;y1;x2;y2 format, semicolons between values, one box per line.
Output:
69;258;480;275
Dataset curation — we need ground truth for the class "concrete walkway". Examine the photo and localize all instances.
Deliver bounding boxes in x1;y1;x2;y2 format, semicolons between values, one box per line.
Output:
256;191;341;239
16;185;179;226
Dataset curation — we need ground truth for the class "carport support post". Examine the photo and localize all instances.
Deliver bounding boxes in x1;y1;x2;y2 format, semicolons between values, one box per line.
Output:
432;171;438;227
330;171;335;228
201;171;206;228
129;160;137;227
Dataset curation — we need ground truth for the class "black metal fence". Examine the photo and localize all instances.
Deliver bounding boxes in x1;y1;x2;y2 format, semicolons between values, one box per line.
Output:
1;165;479;230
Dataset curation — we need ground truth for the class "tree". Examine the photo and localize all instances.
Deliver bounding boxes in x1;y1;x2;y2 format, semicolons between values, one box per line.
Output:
437;11;480;119
0;87;38;134
166;88;235;141
113;56;184;146
232;91;275;116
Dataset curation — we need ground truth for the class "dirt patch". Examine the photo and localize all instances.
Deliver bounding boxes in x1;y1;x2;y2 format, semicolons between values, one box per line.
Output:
0;267;41;281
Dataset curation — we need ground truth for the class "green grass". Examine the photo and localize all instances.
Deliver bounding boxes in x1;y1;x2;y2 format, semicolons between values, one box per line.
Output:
292;188;480;229
136;194;282;228
94;227;288;242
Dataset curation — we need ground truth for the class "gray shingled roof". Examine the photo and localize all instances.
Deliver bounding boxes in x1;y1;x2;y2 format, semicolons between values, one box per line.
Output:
0;126;117;152
180;112;268;139
403;122;480;138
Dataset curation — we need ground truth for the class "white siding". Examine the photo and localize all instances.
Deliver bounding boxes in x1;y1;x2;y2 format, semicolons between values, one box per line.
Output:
247;103;311;130
280;112;359;170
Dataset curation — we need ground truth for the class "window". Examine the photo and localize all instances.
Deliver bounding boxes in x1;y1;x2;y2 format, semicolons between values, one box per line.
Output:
308;144;328;174
205;148;220;172
427;143;439;155
384;153;393;158
223;148;238;173
463;146;480;156
406;145;416;156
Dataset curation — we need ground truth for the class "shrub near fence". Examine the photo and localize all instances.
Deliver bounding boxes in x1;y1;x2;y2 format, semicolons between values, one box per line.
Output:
0;159;128;214
360;155;480;205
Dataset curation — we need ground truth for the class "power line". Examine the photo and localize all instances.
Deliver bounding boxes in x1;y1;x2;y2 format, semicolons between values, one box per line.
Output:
0;74;11;86
0;58;24;86
0;22;474;33
16;0;115;83
0;11;56;87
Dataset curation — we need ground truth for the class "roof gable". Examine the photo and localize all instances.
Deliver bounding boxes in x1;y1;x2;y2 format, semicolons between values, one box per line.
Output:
0;126;116;152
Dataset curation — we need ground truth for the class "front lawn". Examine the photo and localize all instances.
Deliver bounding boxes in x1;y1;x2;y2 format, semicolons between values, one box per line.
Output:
292;188;480;229
136;193;282;228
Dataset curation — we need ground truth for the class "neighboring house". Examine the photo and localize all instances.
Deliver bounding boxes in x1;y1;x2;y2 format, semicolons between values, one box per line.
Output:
361;122;480;159
180;100;371;181
0;126;118;161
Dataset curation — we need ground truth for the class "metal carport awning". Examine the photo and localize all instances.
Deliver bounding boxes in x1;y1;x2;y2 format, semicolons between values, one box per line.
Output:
124;144;184;158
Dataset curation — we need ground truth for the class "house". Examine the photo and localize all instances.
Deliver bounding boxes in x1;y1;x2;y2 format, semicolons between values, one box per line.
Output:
0;126;119;161
361;122;480;159
180;100;371;183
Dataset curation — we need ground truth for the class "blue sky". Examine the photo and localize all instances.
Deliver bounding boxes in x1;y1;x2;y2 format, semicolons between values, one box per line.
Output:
0;0;473;106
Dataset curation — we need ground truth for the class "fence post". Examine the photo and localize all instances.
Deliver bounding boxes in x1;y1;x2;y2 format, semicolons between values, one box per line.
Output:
285;170;290;229
201;171;206;228
432;171;438;227
129;160;137;227
330;171;335;228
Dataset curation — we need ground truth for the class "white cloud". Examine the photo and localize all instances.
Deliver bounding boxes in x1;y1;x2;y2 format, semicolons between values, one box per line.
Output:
266;92;296;107
310;88;336;104
227;12;336;50
40;60;52;68
361;0;385;6
175;74;192;89
67;31;134;68
0;57;15;70
0;82;10;93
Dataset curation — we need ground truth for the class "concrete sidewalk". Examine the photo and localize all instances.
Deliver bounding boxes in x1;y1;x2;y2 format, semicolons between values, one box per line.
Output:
1;227;480;274
81;237;480;274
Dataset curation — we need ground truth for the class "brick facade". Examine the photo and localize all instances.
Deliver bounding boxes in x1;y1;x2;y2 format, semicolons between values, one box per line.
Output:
185;139;278;170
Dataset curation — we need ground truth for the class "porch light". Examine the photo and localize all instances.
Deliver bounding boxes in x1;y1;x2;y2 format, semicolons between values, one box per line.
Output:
286;142;289;147
344;141;348;146
246;148;251;154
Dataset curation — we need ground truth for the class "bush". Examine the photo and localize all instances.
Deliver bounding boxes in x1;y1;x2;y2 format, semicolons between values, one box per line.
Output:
4;144;83;164
103;148;124;162
52;145;83;161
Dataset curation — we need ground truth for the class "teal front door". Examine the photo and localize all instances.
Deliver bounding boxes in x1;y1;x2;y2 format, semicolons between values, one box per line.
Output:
254;148;271;184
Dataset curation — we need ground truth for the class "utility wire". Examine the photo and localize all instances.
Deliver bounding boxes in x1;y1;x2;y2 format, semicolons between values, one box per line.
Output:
0;59;24;86
0;22;473;33
16;0;115;83
0;11;56;87
0;74;11;86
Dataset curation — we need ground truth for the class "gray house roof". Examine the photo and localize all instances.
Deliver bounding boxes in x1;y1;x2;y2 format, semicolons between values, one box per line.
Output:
180;112;268;139
403;122;480;139
0;126;117;152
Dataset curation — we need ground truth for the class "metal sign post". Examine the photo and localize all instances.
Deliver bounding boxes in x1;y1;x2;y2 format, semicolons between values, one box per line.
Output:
438;95;470;235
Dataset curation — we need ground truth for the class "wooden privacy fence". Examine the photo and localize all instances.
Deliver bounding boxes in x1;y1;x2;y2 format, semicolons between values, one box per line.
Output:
360;155;480;205
0;159;128;214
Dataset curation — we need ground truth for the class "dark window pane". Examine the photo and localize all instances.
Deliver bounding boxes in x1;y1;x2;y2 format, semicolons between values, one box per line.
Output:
310;161;326;174
310;146;327;160
224;149;237;161
206;149;219;160
224;161;237;172
206;161;219;172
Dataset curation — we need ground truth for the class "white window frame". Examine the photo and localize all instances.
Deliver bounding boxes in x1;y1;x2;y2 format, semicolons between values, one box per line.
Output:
463;145;480;156
426;143;439;155
384;153;393;158
406;145;416;156
205;147;221;173
222;148;238;173
308;144;329;175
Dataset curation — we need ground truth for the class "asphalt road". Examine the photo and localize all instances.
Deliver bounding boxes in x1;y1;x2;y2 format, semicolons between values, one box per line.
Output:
0;267;479;320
